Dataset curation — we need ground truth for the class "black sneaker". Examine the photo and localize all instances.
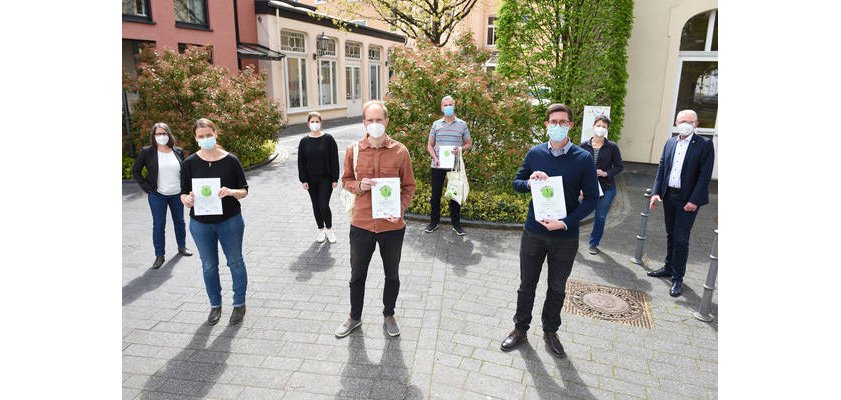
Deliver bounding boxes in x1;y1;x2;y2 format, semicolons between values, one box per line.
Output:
424;223;439;233
452;226;465;236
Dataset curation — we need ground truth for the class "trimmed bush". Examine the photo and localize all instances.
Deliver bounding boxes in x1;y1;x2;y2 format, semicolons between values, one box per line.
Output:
407;180;529;224
123;46;285;168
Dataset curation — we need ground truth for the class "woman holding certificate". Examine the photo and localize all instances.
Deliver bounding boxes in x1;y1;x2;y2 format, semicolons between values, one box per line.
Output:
131;122;193;270
334;100;416;339
298;111;340;243
580;115;624;255
180;118;250;326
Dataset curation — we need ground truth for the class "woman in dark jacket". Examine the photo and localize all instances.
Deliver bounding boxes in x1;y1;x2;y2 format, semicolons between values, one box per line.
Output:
580;115;624;255
131;122;193;269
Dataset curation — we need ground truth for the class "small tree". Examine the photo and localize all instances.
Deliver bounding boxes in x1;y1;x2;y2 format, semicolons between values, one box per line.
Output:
496;0;633;143
123;46;285;167
386;33;536;192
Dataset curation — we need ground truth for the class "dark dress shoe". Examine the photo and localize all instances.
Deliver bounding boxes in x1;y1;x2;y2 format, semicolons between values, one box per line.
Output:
207;307;222;325
543;332;567;358
500;329;527;351
670;281;683;297
178;247;193;256
229;305;246;326
151;256;165;269
647;267;672;278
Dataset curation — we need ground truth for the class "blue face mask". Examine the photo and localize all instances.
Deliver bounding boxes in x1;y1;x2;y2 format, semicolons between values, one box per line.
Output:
547;124;569;142
442;105;455;117
198;137;216;150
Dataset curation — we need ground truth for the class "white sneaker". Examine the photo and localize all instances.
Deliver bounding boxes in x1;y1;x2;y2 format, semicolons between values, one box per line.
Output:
325;229;337;243
316;230;327;243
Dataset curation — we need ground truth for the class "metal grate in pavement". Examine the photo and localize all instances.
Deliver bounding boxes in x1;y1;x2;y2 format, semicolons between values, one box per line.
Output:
564;280;654;329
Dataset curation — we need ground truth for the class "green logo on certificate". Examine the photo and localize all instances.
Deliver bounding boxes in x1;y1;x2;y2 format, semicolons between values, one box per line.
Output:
201;185;212;197
379;186;393;198
541;186;554;199
443;149;451;157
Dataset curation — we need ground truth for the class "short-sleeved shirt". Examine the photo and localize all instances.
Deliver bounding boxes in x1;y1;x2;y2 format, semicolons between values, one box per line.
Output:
428;117;471;168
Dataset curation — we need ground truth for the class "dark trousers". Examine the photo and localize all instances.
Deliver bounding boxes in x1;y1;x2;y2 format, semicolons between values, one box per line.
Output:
306;179;334;229
349;225;406;320
430;167;461;226
662;188;699;283
514;230;578;333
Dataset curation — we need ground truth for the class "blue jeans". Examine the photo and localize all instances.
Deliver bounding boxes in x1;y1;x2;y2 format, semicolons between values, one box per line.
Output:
589;187;617;247
148;192;187;257
189;214;248;308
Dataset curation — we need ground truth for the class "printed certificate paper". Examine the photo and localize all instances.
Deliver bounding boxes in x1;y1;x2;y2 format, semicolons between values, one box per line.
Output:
438;146;456;169
530;176;567;221
371;177;401;219
192;178;223;216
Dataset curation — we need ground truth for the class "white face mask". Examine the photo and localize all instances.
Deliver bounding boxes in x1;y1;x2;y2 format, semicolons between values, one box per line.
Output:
309;122;321;132
677;122;695;137
155;135;169;145
593;127;607;137
366;122;386;138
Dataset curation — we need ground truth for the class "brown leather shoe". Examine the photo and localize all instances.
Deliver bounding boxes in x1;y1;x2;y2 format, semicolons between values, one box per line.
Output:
500;329;527;351
543;332;567;358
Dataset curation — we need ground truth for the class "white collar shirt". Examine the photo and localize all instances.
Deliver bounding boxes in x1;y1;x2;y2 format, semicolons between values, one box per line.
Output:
668;133;693;188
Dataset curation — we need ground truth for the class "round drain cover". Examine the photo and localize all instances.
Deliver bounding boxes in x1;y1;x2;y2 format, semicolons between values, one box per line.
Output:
581;292;630;313
569;285;646;322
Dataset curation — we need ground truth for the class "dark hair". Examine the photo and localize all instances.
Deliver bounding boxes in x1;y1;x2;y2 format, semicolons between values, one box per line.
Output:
150;122;175;148
545;103;573;122
593;115;611;127
307;111;322;123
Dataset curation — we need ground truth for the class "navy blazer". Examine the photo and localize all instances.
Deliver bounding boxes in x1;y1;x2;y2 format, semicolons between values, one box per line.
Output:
131;145;185;193
651;134;715;206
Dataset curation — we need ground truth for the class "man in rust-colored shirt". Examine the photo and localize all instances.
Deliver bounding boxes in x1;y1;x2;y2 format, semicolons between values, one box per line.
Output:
334;100;416;339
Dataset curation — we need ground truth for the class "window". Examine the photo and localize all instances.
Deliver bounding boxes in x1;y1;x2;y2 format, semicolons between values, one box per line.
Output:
346;66;361;100
174;0;209;28
368;46;381;61
317;38;336;57
674;9;718;130
319;60;338;105
286;57;308;109
486;16;497;46
281;31;306;53
345;42;361;60
123;0;151;22
122;39;155;77
370;64;381;100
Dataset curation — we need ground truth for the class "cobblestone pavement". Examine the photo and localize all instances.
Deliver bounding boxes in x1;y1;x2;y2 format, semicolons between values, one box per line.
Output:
123;123;718;399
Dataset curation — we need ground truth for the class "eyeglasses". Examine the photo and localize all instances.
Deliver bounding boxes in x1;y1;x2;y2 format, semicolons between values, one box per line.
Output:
548;120;571;125
677;120;696;125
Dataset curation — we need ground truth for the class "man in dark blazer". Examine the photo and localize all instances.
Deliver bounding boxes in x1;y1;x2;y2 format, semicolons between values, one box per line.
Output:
647;110;715;297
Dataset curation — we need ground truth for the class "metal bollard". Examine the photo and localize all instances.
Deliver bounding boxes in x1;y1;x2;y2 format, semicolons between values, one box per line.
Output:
693;229;718;322
630;188;652;265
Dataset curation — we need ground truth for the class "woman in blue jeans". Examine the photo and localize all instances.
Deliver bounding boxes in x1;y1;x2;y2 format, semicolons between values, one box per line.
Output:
131;122;193;269
180;118;250;326
580;115;624;255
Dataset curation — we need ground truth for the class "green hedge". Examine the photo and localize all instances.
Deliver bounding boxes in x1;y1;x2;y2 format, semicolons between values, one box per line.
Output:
408;180;529;224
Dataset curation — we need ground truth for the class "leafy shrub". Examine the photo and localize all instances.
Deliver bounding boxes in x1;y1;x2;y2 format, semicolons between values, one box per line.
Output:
239;140;277;168
123;46;285;169
123;156;137;180
387;33;541;194
408;180;529;224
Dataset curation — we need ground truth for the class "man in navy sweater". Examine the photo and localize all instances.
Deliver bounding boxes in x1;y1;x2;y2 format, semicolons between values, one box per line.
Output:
500;103;599;357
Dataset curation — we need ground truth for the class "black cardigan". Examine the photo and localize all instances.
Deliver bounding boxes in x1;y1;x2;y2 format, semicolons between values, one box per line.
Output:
131;145;185;193
579;138;624;189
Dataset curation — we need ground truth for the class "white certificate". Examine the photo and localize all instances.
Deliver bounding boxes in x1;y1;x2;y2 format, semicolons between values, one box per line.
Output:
530;176;567;221
371;177;401;219
192;178;223;216
438;146;456;169
599;181;604;197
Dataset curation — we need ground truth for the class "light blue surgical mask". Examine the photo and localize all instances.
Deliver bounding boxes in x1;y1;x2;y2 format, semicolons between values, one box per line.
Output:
443;105;455;117
547;124;569;142
198;136;216;150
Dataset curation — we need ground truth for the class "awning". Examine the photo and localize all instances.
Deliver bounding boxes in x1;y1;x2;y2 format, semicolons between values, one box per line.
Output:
237;42;285;61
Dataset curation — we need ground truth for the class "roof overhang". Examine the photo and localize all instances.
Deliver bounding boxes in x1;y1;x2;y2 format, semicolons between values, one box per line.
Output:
237;42;285;61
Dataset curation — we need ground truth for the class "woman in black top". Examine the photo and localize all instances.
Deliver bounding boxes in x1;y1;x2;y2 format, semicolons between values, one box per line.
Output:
298;111;340;244
580;115;624;255
131;122;193;269
180;118;250;326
